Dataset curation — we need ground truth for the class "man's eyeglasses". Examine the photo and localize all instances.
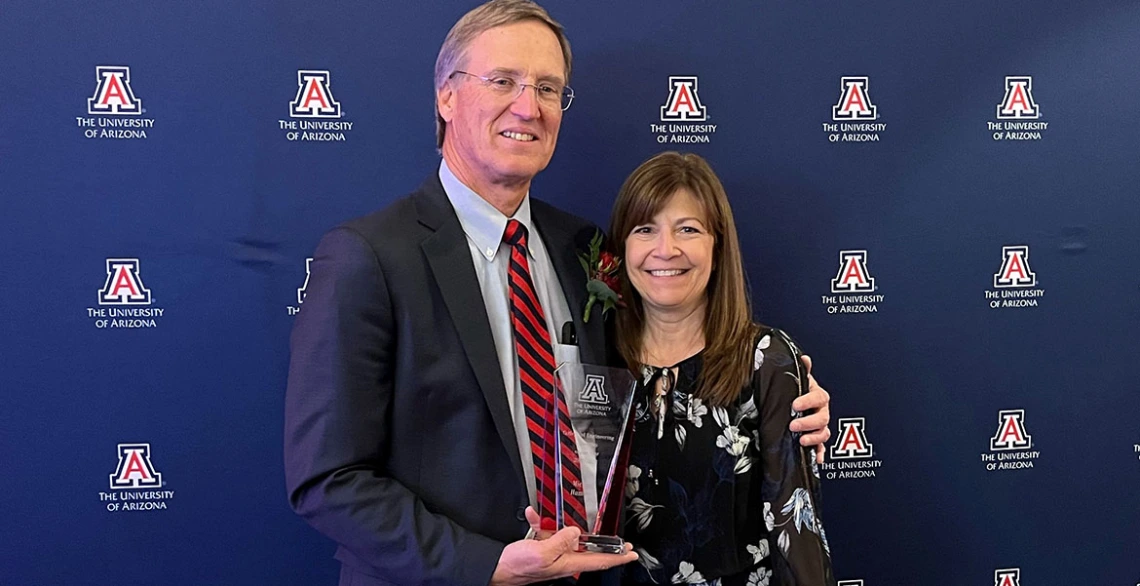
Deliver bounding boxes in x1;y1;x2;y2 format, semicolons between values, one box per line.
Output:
450;70;575;111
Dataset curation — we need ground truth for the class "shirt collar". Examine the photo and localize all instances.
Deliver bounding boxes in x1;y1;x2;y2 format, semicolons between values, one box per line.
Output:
439;158;534;261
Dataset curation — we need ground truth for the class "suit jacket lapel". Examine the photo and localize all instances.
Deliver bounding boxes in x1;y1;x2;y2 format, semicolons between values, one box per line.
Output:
415;175;526;489
531;202;606;366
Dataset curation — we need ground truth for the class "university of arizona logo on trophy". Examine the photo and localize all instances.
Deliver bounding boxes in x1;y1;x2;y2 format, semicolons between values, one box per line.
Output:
538;360;637;554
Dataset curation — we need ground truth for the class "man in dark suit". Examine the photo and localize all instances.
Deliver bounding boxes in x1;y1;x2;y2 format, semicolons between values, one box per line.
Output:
284;2;832;585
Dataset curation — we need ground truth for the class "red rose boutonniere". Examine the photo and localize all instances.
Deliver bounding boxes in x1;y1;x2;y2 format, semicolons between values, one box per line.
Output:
579;230;623;323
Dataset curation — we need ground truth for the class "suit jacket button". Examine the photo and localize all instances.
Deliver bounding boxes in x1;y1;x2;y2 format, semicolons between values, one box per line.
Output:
516;506;527;522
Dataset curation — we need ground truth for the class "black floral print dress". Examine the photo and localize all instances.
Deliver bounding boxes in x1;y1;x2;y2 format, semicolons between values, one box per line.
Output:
621;329;834;586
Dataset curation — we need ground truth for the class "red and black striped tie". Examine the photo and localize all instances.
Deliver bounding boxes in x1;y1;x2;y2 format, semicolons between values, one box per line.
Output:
503;219;589;531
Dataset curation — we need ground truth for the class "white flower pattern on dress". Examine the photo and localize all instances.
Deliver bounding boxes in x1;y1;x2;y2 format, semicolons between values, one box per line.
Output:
670;392;706;451
626;465;641;499
624;329;832;586
637;547;663;571
738;393;758;422
715;425;748;457
746;567;772;586
753;335;770;371
672;561;705;584
628;497;662;532
687;396;708;427
781;488;819;535
642;365;656;385
675;423;688;450
714;405;753;473
747;539;770;563
712;405;729;428
767;486;827;561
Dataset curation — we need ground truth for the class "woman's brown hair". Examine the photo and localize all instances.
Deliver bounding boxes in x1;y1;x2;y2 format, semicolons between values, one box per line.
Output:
608;151;761;407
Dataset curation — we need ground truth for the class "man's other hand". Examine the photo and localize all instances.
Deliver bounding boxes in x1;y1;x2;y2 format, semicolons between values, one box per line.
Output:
790;354;832;464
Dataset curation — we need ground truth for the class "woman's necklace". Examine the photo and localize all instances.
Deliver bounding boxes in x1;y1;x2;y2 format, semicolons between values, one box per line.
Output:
642;338;704;439
649;368;674;439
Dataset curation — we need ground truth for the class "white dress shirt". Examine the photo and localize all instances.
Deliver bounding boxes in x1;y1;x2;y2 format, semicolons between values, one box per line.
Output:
438;160;576;512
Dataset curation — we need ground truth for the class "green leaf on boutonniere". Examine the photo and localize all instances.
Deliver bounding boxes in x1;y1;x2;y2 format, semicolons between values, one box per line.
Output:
581;229;623;323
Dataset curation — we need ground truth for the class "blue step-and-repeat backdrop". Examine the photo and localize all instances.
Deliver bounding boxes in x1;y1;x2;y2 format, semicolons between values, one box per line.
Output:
2;0;1138;584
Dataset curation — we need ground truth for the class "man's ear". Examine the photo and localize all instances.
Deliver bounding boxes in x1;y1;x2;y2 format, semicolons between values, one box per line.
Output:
437;83;456;124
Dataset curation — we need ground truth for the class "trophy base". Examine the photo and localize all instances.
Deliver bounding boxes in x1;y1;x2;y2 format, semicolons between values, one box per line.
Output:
578;533;625;554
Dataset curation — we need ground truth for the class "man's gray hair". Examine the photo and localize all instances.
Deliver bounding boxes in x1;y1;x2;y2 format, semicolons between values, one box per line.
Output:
433;0;573;149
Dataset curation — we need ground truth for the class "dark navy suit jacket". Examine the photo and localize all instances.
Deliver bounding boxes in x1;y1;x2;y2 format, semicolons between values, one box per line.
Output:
284;173;617;586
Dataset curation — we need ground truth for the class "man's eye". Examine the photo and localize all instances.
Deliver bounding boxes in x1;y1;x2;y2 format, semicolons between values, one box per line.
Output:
490;77;515;88
537;84;559;95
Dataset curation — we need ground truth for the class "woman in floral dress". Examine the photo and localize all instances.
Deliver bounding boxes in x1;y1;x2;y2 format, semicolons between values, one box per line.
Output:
607;152;834;586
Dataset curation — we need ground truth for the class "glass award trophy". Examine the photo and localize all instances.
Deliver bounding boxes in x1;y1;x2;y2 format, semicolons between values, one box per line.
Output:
537;361;637;554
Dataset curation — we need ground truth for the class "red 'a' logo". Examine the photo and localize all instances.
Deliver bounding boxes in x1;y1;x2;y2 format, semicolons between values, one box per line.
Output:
87;66;143;115
98;258;152;305
290;70;341;118
660;77;706;122
831;250;875;293
994;568;1021;586
830;418;873;459
997;76;1039;119
990;410;1032;451
993;246;1036;288
832;76;877;121
109;443;163;489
